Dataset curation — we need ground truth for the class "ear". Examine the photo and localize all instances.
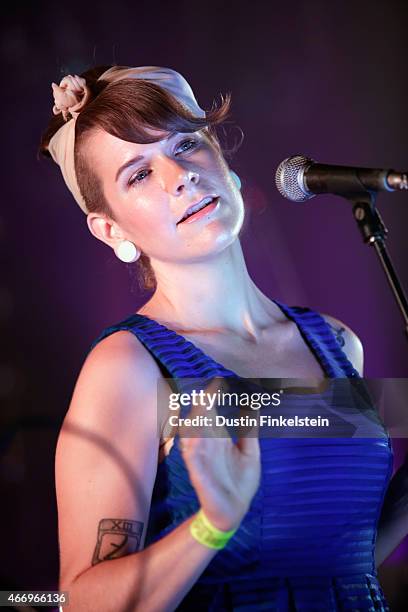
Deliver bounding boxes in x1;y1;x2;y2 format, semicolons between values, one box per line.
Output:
229;169;242;190
86;213;124;248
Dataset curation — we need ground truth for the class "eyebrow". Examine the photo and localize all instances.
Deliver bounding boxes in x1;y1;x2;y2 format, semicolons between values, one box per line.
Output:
114;132;195;183
115;154;145;183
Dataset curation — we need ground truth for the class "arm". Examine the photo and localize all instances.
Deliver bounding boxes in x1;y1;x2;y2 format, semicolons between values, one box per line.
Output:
320;313;364;376
56;331;220;612
375;455;408;567
321;313;408;566
56;330;259;612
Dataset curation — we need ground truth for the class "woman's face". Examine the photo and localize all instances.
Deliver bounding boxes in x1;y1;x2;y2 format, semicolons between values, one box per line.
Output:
85;127;244;264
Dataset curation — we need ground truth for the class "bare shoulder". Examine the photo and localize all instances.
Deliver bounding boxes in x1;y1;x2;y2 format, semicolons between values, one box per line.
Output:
56;330;167;589
320;312;364;375
86;329;163;388
65;329;165;430
86;328;160;374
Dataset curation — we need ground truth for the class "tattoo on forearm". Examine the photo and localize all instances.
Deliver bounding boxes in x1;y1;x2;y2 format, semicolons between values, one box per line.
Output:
92;518;144;565
329;324;346;347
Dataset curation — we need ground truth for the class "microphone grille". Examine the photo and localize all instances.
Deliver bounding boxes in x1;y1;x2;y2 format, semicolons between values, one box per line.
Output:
275;155;314;202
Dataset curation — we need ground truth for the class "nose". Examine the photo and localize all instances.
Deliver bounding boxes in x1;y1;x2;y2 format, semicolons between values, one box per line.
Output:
178;170;200;193
162;158;200;195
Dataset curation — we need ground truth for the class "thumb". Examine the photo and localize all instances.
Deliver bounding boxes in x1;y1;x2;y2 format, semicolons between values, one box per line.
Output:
236;433;260;457
235;413;260;457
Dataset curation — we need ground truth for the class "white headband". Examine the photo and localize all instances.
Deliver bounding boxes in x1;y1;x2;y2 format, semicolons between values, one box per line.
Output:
47;66;206;213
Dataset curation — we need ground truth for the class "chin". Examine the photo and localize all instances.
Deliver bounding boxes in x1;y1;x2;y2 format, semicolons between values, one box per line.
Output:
184;230;242;263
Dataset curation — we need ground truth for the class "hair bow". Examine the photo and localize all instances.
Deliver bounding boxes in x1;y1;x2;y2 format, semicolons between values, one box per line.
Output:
51;74;91;122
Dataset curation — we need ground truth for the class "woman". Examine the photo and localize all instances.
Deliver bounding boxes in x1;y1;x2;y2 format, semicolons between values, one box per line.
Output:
40;64;404;611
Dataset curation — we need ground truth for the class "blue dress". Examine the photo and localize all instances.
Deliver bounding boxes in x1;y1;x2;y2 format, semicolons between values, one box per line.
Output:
89;300;393;611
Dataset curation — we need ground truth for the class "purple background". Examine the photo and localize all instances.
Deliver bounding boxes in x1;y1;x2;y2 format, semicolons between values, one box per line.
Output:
1;0;407;608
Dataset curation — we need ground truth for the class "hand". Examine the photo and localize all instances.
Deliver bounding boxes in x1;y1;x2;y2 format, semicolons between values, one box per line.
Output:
179;379;261;532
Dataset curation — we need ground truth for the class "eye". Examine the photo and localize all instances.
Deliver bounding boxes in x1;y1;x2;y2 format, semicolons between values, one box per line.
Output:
175;139;199;155
128;168;151;187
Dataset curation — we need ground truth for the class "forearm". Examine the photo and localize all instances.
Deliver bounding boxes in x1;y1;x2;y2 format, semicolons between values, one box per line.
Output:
65;512;218;612
375;513;408;567
375;452;408;567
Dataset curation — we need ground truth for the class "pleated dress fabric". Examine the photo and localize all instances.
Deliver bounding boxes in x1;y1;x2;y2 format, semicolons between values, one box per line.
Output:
88;300;393;611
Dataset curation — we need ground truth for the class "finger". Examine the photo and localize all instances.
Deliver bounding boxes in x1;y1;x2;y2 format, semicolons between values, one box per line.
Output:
184;377;232;440
202;377;236;440
235;402;260;455
205;376;262;447
235;431;261;458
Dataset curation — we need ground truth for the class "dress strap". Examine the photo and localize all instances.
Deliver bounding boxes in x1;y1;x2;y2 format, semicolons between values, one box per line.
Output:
88;301;360;383
87;313;238;382
272;300;360;379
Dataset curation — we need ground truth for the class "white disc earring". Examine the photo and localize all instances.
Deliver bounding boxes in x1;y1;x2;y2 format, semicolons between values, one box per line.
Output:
115;240;140;263
230;169;242;190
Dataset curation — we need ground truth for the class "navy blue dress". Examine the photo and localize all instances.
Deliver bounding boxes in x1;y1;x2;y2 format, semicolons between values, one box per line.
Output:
89;300;393;611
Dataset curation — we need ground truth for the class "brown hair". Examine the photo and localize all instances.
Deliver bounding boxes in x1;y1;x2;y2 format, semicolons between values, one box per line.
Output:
38;65;233;291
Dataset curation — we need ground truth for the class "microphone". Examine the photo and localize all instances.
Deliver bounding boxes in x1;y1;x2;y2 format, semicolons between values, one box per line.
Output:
275;155;408;202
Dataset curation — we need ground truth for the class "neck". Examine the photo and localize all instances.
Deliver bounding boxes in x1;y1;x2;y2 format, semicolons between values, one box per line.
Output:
140;240;278;341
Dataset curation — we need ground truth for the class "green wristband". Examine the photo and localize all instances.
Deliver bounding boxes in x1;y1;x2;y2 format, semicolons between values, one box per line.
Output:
189;509;237;550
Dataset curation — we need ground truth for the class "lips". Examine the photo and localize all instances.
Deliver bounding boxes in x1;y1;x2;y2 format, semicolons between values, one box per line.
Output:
177;195;218;224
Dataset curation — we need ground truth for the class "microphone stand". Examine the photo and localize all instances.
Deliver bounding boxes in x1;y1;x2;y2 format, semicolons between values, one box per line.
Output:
350;191;408;339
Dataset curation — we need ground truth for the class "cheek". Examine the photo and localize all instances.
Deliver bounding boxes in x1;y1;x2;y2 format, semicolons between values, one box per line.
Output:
125;193;175;241
203;150;228;179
